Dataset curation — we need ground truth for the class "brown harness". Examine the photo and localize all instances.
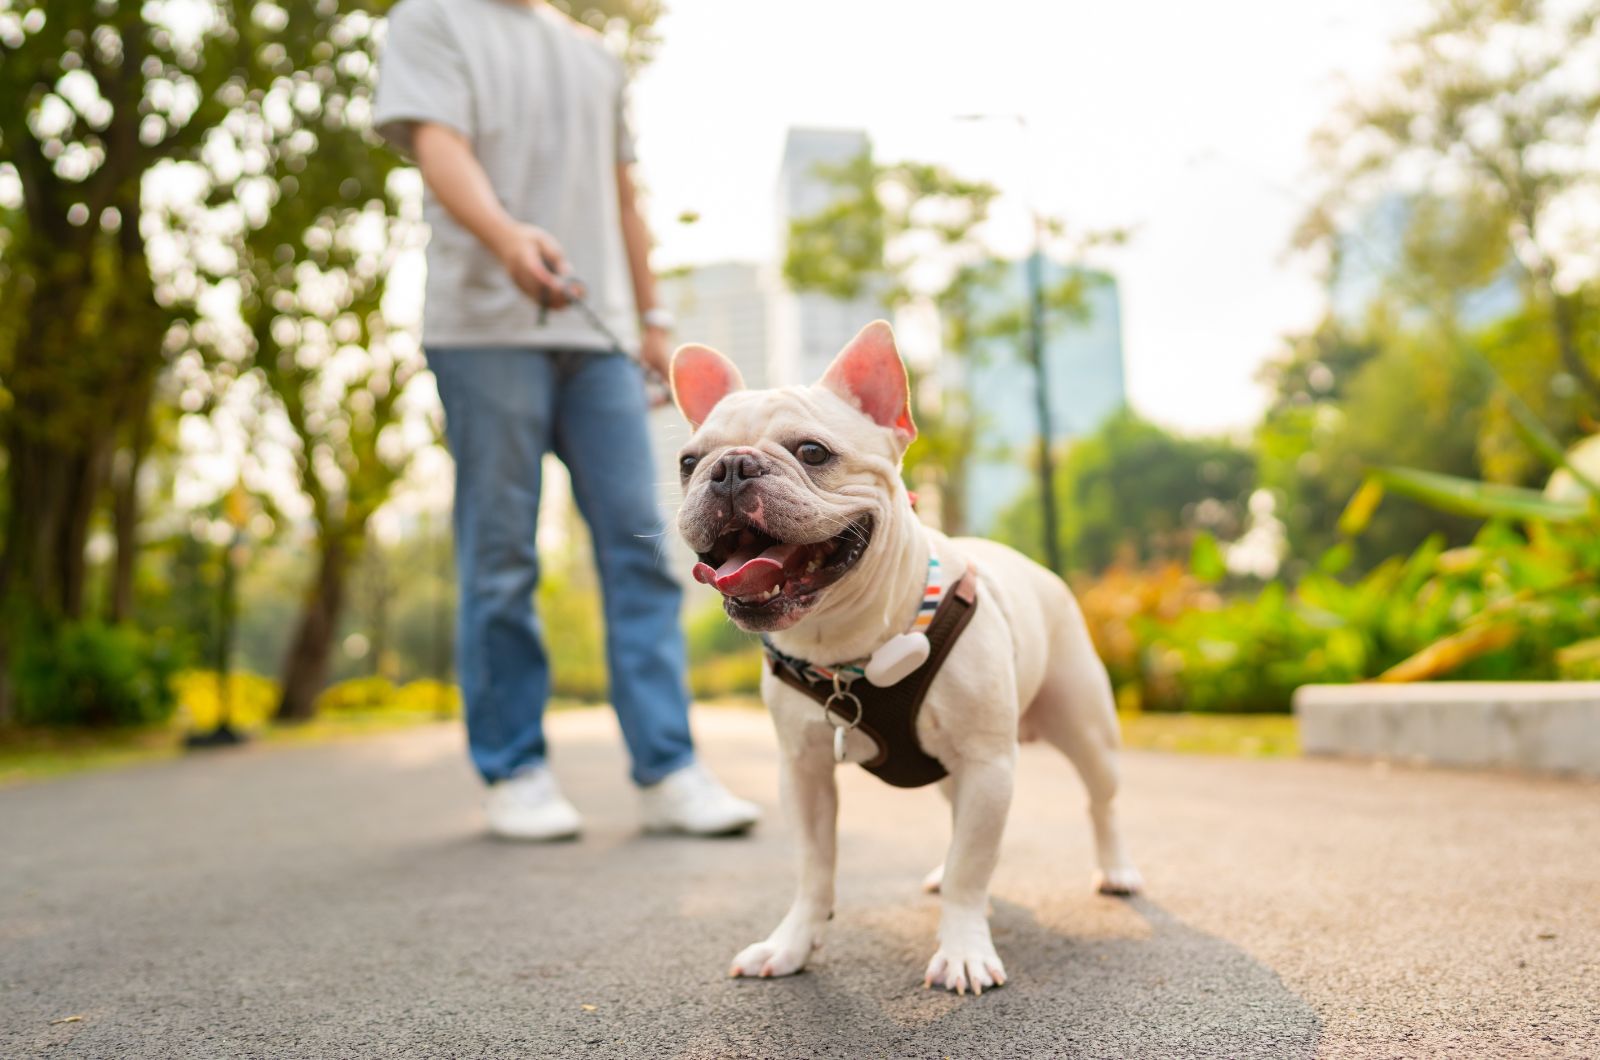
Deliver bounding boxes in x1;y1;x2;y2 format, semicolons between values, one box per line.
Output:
767;568;980;789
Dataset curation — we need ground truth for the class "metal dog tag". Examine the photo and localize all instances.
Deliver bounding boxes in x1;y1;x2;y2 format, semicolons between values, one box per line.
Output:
833;725;848;763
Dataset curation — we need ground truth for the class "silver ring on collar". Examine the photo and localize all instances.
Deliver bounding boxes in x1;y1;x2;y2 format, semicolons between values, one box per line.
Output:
823;688;863;730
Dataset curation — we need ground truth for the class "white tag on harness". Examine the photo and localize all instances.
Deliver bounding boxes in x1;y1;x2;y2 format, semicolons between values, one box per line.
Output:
864;631;931;687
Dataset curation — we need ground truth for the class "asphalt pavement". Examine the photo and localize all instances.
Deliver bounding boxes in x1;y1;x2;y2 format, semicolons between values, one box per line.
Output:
2;707;1597;1058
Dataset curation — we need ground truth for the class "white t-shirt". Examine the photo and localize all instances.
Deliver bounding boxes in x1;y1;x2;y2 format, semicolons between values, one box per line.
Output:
374;0;639;351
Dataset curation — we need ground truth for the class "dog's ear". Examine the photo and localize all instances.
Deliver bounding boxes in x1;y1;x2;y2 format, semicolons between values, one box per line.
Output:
671;343;745;428
820;320;917;445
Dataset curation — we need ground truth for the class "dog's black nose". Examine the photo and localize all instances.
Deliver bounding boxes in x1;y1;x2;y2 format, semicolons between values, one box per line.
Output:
709;451;764;495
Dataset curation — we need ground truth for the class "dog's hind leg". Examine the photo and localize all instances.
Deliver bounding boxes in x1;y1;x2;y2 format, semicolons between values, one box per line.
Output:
1027;614;1143;896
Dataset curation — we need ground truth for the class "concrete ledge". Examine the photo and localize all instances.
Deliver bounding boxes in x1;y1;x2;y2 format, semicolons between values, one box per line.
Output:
1294;682;1600;777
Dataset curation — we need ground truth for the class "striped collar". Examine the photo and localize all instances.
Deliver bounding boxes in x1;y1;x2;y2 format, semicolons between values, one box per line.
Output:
761;551;945;686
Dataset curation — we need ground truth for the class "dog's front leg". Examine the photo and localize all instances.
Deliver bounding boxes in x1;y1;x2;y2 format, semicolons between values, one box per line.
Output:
729;733;836;979
925;753;1014;994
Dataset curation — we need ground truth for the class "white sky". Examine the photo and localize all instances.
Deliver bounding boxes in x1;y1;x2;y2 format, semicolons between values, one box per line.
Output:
630;0;1427;434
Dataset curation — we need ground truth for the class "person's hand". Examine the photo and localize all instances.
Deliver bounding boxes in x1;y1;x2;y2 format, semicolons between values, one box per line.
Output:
640;325;672;407
493;223;578;308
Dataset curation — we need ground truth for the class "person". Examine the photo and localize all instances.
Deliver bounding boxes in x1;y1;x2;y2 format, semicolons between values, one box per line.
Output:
373;0;758;840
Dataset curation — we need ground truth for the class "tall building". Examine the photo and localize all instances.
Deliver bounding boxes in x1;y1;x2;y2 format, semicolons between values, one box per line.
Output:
770;127;886;385
963;257;1127;535
657;262;771;389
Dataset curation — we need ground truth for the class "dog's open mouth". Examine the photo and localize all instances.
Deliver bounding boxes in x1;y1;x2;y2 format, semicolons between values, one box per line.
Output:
692;515;874;617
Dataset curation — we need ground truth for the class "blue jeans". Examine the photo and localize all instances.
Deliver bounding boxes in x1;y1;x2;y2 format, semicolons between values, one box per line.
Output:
428;346;696;786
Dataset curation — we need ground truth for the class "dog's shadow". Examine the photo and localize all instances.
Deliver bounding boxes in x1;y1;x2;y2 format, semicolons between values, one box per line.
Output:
672;892;1321;1059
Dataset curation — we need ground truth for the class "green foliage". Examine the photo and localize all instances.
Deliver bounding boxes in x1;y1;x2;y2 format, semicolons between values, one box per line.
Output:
13;622;183;727
994;411;1256;575
537;567;608;701
688;650;763;701
1257;316;1497;571
784;154;997;306
549;0;666;69
781;151;1011;534
685;598;762;698
781;150;1128;538
1371;466;1591;524
1100;377;1600;712
171;669;461;729
315;675;400;713
1306;0;1600;409
0;0;219;619
1096;519;1599;713
312;675;460;715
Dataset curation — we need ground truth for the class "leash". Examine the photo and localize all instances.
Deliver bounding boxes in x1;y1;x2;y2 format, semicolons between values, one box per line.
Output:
540;276;671;405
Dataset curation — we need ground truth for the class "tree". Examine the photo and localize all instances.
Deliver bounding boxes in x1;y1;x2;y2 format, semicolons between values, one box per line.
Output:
194;0;665;720
1277;0;1600;573
994;411;1257;575
1304;0;1600;411
782;152;999;533
547;0;664;70
783;152;1122;538
1257;310;1497;571
176;3;429;721
0;0;664;720
0;0;226;692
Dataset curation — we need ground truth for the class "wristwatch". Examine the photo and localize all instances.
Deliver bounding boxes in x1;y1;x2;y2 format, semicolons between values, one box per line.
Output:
641;307;675;332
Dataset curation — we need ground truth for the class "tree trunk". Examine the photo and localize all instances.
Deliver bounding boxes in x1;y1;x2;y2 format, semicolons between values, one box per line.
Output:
0;431;110;621
368;566;391;680
106;399;152;624
275;536;352;722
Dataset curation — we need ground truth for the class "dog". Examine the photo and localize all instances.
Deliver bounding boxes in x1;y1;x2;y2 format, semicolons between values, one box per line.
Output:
668;320;1143;994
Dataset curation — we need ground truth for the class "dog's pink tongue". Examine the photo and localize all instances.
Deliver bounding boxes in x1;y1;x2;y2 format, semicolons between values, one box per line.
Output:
694;541;806;597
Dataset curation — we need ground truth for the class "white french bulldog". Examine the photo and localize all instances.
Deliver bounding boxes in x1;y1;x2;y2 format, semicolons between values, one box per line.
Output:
669;320;1142;995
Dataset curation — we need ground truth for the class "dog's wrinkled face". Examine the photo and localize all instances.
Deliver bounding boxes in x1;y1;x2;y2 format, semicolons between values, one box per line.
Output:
672;321;916;633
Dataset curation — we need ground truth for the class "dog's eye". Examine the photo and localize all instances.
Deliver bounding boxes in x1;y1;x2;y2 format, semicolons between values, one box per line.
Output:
679;453;699;477
796;441;832;467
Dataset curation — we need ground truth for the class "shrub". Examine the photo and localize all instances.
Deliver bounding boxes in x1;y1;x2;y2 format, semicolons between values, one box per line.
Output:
174;670;280;729
315;676;399;713
391;679;463;716
13;622;183;728
689;648;764;700
1081;520;1600;714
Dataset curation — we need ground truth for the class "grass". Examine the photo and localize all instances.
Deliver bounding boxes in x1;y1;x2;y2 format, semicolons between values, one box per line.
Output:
0;725;187;787
0;699;1301;788
1117;711;1300;759
0;691;617;789
710;696;1302;759
0;711;454;789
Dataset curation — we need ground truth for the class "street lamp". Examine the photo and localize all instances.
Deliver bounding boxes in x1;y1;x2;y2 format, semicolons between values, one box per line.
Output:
954;113;1062;574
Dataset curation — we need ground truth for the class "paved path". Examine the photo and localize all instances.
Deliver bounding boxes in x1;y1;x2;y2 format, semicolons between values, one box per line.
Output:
3;708;1597;1058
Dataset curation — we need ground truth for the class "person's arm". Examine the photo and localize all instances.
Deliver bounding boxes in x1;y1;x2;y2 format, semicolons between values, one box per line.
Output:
412;121;574;308
617;160;670;379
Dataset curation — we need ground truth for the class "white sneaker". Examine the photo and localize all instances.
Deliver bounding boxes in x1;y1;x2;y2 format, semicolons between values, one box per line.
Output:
639;763;760;836
485;765;582;841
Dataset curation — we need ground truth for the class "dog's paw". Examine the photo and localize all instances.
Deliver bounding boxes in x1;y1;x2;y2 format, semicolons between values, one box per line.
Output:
728;936;814;979
921;862;944;894
1095;865;1145;896
923;940;1006;996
